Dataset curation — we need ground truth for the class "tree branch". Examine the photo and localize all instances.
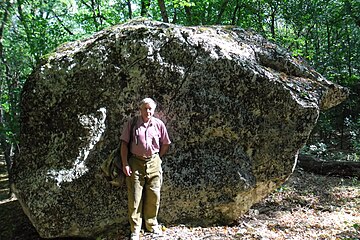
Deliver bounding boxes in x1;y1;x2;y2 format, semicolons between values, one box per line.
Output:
54;14;74;35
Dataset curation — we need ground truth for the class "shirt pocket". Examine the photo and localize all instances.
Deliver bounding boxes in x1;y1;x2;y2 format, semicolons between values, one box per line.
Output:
148;128;160;147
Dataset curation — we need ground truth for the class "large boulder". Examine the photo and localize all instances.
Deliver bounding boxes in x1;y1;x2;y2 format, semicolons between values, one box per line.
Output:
13;19;347;238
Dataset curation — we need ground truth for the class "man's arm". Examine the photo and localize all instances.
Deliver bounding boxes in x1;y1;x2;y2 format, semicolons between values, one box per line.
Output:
159;144;170;158
121;140;132;176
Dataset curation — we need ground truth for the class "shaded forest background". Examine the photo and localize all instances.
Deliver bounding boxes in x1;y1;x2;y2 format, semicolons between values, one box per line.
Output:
0;0;359;183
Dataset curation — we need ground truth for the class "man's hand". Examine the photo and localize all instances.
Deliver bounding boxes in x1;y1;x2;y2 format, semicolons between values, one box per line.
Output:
159;144;170;157
123;165;132;177
121;140;132;176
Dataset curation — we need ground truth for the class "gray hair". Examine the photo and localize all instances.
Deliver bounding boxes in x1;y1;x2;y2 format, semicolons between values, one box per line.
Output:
139;98;157;109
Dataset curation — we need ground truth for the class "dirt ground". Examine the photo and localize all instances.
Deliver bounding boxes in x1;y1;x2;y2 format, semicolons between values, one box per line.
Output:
1;159;359;240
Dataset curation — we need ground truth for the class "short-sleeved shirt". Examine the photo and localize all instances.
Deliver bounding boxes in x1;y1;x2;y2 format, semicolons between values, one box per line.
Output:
120;116;171;157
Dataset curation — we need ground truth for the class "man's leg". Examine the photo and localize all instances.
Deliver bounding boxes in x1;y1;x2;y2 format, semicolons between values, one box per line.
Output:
143;155;162;232
126;157;145;234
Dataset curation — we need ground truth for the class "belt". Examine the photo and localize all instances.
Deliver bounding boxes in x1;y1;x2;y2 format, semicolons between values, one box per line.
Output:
133;153;159;161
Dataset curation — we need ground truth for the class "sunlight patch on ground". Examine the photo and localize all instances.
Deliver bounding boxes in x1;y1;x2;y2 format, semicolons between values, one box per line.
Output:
271;208;360;239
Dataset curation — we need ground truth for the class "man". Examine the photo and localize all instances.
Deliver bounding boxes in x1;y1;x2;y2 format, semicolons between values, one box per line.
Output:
120;98;171;240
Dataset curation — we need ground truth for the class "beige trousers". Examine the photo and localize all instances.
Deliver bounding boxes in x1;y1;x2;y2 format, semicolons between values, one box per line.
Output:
126;154;162;233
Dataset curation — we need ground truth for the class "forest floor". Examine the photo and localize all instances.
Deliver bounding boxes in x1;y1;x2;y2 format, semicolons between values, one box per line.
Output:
0;158;359;240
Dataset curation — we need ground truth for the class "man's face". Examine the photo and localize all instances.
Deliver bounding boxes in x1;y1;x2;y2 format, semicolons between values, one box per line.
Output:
140;103;155;122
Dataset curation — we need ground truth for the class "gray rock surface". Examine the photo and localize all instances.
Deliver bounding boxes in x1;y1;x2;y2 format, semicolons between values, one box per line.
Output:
13;18;348;238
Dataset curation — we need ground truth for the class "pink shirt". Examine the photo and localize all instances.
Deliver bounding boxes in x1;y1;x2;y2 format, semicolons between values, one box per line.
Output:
120;116;171;157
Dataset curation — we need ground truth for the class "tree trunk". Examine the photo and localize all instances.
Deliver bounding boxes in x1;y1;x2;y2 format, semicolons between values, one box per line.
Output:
0;0;13;194
297;154;360;178
157;0;169;23
0;0;11;58
270;10;276;39
90;0;100;30
216;0;229;24
172;7;177;24
231;1;240;25
141;0;151;17
184;6;192;24
126;0;132;19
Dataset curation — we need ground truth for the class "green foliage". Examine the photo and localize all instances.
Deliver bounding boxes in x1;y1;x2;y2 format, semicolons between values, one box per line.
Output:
346;116;360;154
353;223;360;232
173;0;194;8
276;185;290;193
301;142;328;157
